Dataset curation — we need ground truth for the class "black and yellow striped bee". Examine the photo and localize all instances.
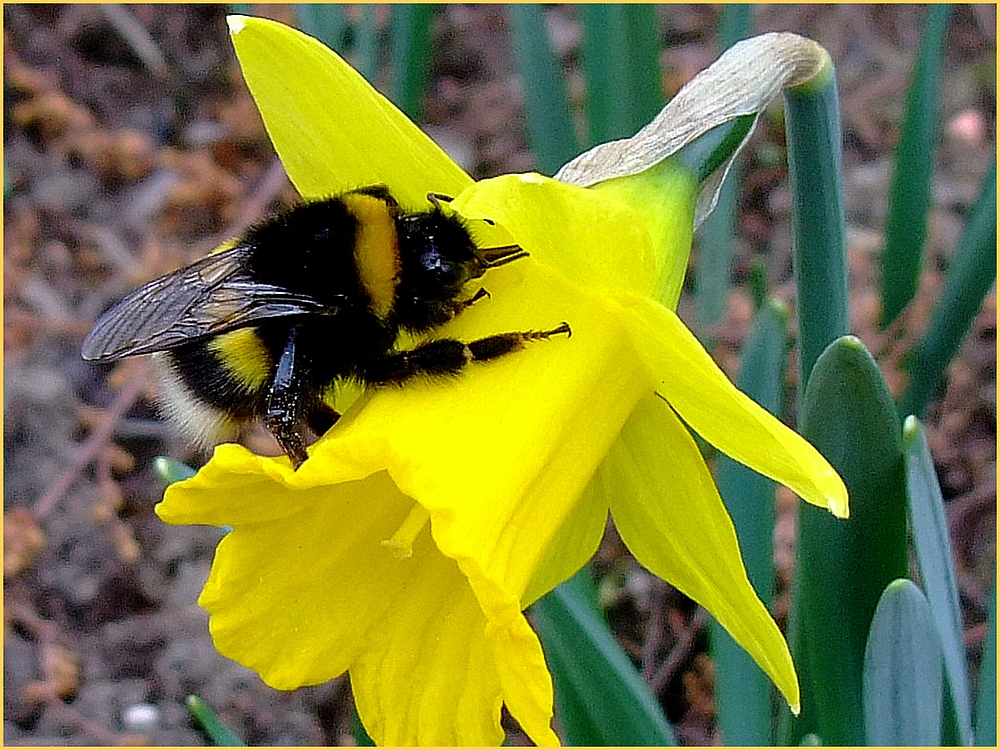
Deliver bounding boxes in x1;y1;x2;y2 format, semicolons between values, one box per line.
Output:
83;186;569;468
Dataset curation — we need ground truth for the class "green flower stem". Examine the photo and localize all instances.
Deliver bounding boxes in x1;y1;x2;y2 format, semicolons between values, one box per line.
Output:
879;4;953;328
783;54;849;392
786;337;908;746
579;4;661;146
507;5;581;175
900;158;997;419
709;299;787;745
531;570;676;746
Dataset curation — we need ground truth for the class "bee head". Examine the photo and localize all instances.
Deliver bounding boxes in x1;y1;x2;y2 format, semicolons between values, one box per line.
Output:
395;210;525;331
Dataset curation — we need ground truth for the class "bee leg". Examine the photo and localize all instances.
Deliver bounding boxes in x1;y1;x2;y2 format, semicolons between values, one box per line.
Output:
463;322;572;363
460;287;490;309
306;401;341;437
265;325;310;468
362;322;571;384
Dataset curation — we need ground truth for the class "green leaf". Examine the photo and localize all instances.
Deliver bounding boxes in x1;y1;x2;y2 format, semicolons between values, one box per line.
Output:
904;416;975;744
693;158;737;335
785;336;909;746
710;299;787;745
294;4;346;54
531;569;676;746
351;701;376;747
185;695;246;746
507;5;581;175
900;157;997;419
388;4;436;121
862;579;943;746
579;4;662;146
718;4;755;47
351;5;378;83
975;582;996;746
783;57;849;391
153;456;197;484
879;4;953;327
694;4;755;334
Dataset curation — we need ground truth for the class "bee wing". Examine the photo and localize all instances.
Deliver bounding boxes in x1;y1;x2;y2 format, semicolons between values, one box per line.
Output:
82;245;337;361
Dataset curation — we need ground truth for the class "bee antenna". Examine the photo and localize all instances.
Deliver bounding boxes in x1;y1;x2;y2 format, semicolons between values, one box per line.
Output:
426;192;454;211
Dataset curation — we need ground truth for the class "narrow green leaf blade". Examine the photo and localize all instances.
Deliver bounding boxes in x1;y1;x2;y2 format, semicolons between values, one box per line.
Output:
351;702;376;747
508;5;581;175
352;5;378;83
880;4;953;327
695;4;755;334
694;4;755;333
153;456;197;484
975;582;996;745
862;579;944;746
904;416;975;744
532;570;676;746
900;157;997;419
710;299;787;745
388;4;436;121
294;4;347;54
693;157;737;335
786;336;909;746
718;4;755;47
579;4;661;146
185;695;246;746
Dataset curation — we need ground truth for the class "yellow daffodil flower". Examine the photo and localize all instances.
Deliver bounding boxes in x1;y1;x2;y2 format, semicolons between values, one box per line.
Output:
156;17;848;746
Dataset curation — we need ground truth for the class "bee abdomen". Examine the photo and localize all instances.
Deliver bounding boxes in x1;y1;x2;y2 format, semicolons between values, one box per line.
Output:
153;329;273;448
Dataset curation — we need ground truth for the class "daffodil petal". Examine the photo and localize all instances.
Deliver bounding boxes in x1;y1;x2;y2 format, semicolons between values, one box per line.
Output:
452;173;657;297
156;443;316;525
196;472;420;689
228;15;471;206
625;296;849;517
601;393;800;712
156;440;385;526
349;527;508;746
521;478;609;608
489;615;561;746
187;464;556;745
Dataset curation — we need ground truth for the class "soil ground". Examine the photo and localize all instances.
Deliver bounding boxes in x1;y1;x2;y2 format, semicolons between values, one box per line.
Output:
4;4;995;745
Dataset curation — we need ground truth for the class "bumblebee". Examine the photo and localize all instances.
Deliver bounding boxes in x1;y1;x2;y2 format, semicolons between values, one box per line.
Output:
83;185;570;468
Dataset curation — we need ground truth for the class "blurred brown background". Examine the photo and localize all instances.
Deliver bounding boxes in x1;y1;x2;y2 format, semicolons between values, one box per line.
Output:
4;4;995;745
